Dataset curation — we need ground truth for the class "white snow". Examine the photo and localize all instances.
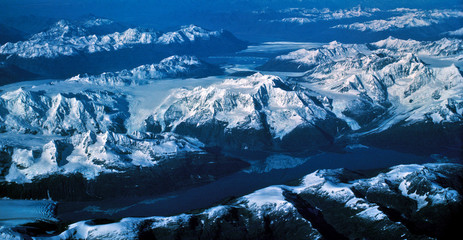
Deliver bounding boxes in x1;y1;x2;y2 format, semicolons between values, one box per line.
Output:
240;42;324;54
203;205;229;219
446;27;463;36
2;131;205;183
356;206;387;221
57;218;140;240
0;226;22;240
270;37;463;132
275;42;368;67
242;186;289;209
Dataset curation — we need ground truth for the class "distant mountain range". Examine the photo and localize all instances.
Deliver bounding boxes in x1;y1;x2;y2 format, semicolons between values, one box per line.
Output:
0;17;246;82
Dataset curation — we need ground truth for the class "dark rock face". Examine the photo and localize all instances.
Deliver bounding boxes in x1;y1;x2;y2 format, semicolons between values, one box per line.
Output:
148;110;348;153
282;190;348;240
172;120;274;151
340;97;388;127
0;146;13;180
0;152;248;201
360;122;463;158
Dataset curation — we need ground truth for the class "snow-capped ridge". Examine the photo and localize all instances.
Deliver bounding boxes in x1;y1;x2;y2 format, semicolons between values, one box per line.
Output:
333;9;463;32
371;36;463;57
272;6;380;24
0;21;235;58
66;55;220;86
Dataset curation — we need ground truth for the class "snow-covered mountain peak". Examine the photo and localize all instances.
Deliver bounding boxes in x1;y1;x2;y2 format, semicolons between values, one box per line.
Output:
37;20;88;39
156;25;221;44
272;6;381;24
82;18;114;28
221;73;282;90
371;36;420;50
1;87;29;101
180;24;220;39
158;55;201;67
143;73;346;151
324;40;342;49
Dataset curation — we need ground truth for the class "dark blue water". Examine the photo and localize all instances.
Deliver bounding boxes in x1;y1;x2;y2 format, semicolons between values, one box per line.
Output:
57;146;454;222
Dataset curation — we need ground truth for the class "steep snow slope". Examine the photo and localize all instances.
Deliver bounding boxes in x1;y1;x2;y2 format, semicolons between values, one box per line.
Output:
35;163;462;240
0;88;128;135
0;81;209;183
